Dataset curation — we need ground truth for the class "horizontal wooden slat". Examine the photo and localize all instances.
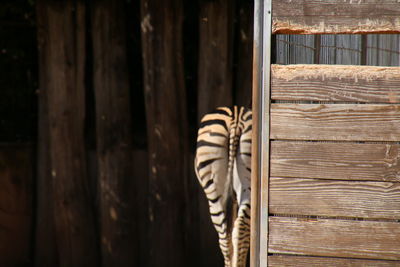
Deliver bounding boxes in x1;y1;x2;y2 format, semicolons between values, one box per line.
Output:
269;216;400;260
270;141;400;181
268;255;400;267
269;177;400;219
272;0;400;34
270;104;400;141
271;65;400;103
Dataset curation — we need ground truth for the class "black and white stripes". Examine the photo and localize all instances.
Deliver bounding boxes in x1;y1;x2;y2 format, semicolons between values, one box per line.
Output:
195;106;252;267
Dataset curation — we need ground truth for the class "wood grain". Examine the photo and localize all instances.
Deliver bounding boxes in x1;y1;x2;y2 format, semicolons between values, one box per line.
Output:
272;0;400;34
271;64;400;103
269;177;400;219
197;0;233;121
37;1;100;265
35;1;58;265
270;104;400;141
269;216;400;260
270;141;400;181
269;255;400;266
92;1;136;266
235;0;253;107
133;150;149;267
141;0;190;266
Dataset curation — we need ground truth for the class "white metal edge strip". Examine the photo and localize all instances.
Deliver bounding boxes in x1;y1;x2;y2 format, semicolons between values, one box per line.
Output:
250;0;264;266
251;0;272;266
260;0;272;266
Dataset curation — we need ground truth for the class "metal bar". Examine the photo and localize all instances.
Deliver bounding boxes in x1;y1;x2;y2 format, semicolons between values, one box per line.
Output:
250;0;264;265
259;0;272;266
251;0;272;266
361;35;368;65
314;35;321;64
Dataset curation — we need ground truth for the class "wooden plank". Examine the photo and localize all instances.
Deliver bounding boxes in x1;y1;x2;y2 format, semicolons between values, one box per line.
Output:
37;1;99;266
269;177;400;219
34;2;58;265
92;1;136;266
269;216;400;260
235;0;253;107
0;145;32;266
270;141;400;181
269;255;400;266
272;0;400;34
133;150;149;267
141;0;189;266
271;65;400;103
270;104;400;141
197;0;233;120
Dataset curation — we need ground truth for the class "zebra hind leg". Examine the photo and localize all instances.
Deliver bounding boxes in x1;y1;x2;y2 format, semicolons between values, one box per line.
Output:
231;201;251;267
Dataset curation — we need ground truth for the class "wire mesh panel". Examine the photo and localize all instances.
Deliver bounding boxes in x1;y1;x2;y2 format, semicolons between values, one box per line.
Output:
368;34;400;66
275;34;400;66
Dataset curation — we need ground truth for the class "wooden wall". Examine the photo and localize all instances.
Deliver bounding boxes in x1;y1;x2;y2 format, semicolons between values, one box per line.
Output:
2;0;254;266
0;0;400;266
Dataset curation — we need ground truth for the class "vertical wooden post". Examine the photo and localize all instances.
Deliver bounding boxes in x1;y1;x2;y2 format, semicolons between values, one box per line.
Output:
35;3;58;266
133;150;149;266
235;0;254;107
198;0;234;119
141;0;189;266
36;1;100;266
91;1;136;266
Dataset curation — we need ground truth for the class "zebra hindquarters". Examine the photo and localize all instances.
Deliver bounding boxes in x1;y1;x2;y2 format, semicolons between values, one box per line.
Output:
194;107;234;267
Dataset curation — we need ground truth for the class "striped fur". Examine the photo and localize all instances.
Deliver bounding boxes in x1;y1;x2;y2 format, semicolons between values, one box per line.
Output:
195;106;252;267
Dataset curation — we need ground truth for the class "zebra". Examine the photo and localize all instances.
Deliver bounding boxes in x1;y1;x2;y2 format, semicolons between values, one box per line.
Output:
195;106;252;267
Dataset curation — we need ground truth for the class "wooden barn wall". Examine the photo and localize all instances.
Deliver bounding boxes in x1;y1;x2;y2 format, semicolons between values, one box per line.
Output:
0;1;400;267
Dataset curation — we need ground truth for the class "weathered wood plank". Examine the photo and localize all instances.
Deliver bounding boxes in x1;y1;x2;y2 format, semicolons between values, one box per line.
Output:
37;1;99;266
269;177;400;219
35;2;58;265
270;104;400;141
141;0;190;266
235;0;253;107
270;141;400;181
197;0;233;120
269;255;400;266
0;145;33;266
133;150;149;267
269;216;400;260
92;1;136;266
271;65;400;103
272;0;400;34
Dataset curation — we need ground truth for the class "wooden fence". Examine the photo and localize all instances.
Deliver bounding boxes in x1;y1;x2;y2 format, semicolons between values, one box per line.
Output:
252;0;400;266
